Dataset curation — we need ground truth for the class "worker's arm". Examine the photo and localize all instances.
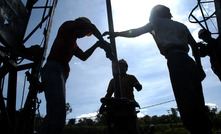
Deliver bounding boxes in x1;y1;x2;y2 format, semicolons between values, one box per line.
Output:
87;23;104;41
74;41;100;61
103;23;153;38
105;79;114;98
134;82;142;91
77;22;104;41
189;33;206;81
105;92;112;98
63;21;104;41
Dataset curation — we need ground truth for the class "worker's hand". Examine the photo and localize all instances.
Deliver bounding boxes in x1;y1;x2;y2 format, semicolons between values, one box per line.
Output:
94;41;102;48
98;40;110;49
102;32;117;39
134;82;142;91
98;40;115;60
196;42;205;47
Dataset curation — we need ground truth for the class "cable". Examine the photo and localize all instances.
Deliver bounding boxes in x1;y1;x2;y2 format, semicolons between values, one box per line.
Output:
20;74;27;109
202;3;218;32
188;3;216;23
1;74;5;92
66;99;176;121
188;0;218;34
140;99;175;109
169;118;182;134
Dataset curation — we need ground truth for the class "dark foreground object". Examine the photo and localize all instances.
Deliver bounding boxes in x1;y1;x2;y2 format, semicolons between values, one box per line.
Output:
100;98;140;134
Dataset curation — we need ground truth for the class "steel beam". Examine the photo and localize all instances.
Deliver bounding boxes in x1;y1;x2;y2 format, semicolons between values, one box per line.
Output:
7;57;17;132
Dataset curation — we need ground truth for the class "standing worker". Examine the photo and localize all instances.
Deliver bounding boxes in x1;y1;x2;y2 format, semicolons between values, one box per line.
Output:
105;59;142;101
103;5;212;134
198;29;221;81
40;17;104;134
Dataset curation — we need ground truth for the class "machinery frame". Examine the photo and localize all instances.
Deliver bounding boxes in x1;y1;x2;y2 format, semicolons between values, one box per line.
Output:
0;0;57;133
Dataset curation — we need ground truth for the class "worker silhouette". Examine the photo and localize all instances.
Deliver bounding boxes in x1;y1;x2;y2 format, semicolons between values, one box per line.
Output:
103;5;212;134
198;29;221;81
40;17;105;134
105;59;142;101
100;59;142;132
147;124;155;134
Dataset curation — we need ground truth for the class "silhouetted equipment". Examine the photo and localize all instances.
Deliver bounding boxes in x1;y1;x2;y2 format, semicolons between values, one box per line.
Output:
188;0;220;35
100;98;140;134
0;0;57;133
100;0;140;134
215;0;221;35
99;41;115;61
105;0;122;99
189;0;221;78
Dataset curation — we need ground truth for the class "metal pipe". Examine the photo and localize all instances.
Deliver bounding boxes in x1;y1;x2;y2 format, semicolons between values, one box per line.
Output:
215;0;221;36
106;0;122;98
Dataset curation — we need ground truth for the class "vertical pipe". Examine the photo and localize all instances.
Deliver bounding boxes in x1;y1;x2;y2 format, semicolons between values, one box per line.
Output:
214;0;221;78
215;0;221;35
106;0;122;98
7;65;17;133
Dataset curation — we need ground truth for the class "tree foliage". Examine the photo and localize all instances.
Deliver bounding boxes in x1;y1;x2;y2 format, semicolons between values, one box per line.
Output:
67;118;76;126
66;103;72;115
31;106;221;134
77;118;95;126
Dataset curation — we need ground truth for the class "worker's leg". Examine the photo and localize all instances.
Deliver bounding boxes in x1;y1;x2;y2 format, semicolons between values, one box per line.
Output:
167;52;212;134
40;61;67;134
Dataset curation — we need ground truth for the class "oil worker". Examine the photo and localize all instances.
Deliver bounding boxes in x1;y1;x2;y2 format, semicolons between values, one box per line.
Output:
40;17;105;134
198;29;221;81
105;59;142;101
147;124;155;134
103;5;212;134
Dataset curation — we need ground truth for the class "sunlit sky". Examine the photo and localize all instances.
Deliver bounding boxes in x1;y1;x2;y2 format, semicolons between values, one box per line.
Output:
7;0;220;122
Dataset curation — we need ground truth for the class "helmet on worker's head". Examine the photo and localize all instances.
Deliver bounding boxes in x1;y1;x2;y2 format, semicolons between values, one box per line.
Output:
76;17;92;36
149;124;155;131
77;17;91;23
149;5;172;21
118;59;128;70
149;124;155;129
198;29;211;39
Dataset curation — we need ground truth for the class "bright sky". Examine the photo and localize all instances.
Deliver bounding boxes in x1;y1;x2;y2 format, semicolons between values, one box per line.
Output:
8;0;221;122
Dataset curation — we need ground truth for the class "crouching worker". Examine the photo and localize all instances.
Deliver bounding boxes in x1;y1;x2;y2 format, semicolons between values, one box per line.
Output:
198;29;221;81
105;59;142;101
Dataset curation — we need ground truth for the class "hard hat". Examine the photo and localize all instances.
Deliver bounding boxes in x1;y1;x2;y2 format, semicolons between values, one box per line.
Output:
149;124;155;128
86;31;92;36
198;29;211;39
149;5;172;21
118;59;128;69
76;17;92;36
77;17;91;24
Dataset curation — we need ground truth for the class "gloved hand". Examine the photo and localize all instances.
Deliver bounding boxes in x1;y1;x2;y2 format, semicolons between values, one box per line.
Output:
134;82;142;91
196;42;204;47
102;31;117;39
98;40;115;60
